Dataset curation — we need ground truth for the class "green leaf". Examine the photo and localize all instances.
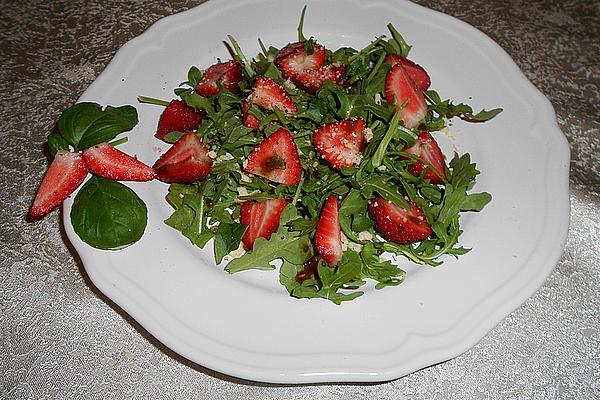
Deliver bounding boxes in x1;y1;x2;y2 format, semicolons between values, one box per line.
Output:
339;189;369;241
57;102;138;150
360;243;405;288
461;192;492;212
70;176;147;249
361;175;410;209
164;183;212;248
47;131;70;155
214;223;246;264
225;216;312;273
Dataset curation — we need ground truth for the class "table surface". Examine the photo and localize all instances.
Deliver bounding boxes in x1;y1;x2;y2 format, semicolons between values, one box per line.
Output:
1;0;599;398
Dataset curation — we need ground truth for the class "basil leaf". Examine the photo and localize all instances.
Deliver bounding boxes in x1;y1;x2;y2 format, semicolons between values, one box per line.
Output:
47;131;70;155
58;102;138;150
70;176;147;250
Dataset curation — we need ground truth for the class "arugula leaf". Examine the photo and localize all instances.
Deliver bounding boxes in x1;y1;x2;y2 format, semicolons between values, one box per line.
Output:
70;176;147;250
164;183;213;248
57;102;138;150
339;189;370;241
360;243;405;289
214;223;246;264
225;232;312;273
281;252;364;304
425;90;502;124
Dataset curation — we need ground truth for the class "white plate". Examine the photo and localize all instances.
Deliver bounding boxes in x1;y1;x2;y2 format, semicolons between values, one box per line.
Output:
63;0;570;383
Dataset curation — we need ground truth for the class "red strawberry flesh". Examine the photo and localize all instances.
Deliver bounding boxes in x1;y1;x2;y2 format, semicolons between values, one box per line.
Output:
314;195;343;266
386;54;431;91
195;60;242;97
385;63;428;129
29;150;88;218
153;131;212;183
240;198;287;250
244;127;302;185
83;142;156;181
155;99;202;141
275;41;327;79
241;100;260;131
313;118;366;169
243;76;297;131
294;63;346;94
402;132;447;184
368;197;432;244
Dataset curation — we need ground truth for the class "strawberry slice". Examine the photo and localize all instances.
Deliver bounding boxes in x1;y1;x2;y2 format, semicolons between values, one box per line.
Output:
368;197;432;244
402;132;447;184
153;131;212;183
275;41;345;93
195;60;242;97
241;99;260;131
313;118;366;169
294;63;346;94
314;195;343;266
244;127;302;185
242;76;298;130
82;143;156;182
385;63;428;129
386;54;431;91
29;151;89;218
243;76;297;130
275;41;327;79
240;198;287;250
155;99;202;141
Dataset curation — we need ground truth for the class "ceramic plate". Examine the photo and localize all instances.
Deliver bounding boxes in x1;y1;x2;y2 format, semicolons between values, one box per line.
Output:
63;0;570;383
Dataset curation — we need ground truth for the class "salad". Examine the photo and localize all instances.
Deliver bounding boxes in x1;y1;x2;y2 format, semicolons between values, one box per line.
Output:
29;9;501;304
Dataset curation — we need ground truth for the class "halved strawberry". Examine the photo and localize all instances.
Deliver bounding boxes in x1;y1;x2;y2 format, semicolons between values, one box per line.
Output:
275;41;345;93
402;132;447;184
29;151;89;218
195;60;242;97
244;127;301;185
240;198;287;250
275;41;327;79
368;197;432;244
153;131;212;183
155;99;202;141
385;63;428;129
386;54;431;91
294;63;346;94
243;76;297;130
82;142;156;181
314;195;343;266
313;118;366;169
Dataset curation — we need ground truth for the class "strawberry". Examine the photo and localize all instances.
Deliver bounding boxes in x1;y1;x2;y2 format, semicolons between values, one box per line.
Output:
313;118;366;169
293;63;346;94
153;131;213;183
82;142;156;181
240;198;287;250
386;54;431;91
241;99;260;131
275;41;327;79
385;63;428;129
275;41;345;93
242;76;297;130
195;60;242;97
368;197;432;244
402;132;447;184
244;127;302;185
155;99;202;141
29;151;89;218
314;195;343;266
